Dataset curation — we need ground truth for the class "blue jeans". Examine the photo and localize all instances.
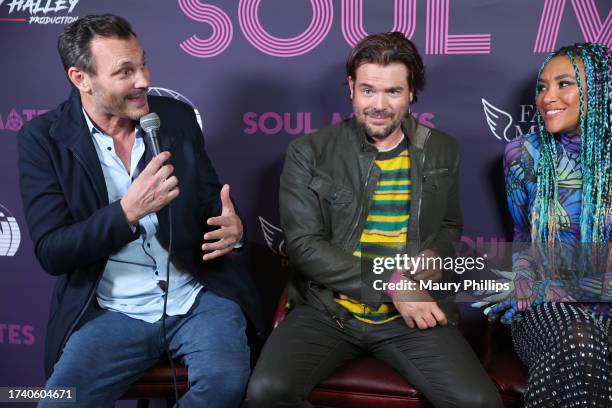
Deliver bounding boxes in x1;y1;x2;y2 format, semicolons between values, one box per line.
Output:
39;290;250;408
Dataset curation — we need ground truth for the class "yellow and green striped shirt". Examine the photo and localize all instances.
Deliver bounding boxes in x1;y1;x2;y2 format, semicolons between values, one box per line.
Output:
335;139;410;324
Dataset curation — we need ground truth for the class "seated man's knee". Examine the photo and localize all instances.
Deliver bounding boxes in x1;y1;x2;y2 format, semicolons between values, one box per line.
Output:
41;370;111;408
247;373;302;407
452;385;502;408
193;365;250;398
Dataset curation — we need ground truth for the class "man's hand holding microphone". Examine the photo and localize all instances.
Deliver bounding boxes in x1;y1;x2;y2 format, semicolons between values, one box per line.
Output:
120;112;242;261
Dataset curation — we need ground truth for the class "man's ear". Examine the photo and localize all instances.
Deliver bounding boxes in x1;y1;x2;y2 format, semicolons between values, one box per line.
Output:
347;76;355;100
67;67;92;93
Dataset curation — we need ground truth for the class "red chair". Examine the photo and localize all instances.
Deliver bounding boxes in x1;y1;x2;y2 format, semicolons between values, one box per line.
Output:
271;288;527;408
120;287;527;408
121;359;188;408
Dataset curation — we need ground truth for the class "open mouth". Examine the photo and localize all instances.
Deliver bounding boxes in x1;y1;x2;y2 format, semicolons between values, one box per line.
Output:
126;93;146;103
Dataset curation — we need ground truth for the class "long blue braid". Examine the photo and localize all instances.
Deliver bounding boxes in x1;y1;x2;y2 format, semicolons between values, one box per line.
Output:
532;43;612;254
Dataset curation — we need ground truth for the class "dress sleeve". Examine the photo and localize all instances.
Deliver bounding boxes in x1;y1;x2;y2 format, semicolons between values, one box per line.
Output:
504;137;531;243
504;137;538;303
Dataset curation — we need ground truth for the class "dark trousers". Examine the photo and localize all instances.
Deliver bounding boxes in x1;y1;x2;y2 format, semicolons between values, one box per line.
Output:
248;304;502;408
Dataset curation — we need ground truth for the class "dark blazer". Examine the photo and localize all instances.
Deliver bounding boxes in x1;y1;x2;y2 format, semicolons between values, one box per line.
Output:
18;90;264;377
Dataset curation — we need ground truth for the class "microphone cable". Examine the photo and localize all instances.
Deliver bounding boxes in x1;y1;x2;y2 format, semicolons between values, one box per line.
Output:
141;112;179;404
160;203;180;406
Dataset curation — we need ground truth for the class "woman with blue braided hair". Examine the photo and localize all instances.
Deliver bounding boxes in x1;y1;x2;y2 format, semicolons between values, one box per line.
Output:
486;43;611;406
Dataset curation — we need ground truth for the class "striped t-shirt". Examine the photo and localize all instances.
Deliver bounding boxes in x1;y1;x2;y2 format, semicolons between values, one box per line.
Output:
335;137;411;324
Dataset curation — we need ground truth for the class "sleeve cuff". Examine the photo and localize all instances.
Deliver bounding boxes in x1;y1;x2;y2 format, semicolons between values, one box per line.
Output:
385;270;405;298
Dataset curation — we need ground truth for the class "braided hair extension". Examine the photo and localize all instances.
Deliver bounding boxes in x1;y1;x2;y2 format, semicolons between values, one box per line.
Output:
532;43;612;257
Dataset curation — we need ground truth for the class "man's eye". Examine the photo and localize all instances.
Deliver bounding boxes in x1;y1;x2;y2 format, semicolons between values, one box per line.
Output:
362;89;373;96
121;69;132;76
389;90;400;96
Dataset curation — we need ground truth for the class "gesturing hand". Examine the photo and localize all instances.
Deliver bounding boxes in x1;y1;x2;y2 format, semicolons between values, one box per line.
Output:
120;152;179;225
202;184;244;261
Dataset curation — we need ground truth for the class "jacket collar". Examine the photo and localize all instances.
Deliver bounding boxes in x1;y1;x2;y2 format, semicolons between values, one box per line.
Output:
48;89;108;205
401;114;430;149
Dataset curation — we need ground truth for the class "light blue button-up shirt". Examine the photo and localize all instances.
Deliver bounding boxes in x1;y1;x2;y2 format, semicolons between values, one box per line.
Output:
84;110;202;323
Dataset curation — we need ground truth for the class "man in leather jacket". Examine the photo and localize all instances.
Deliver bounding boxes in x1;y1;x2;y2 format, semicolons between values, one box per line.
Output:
248;32;501;408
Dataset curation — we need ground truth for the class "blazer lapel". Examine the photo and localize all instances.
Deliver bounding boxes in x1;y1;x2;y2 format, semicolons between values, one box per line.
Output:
49;90;109;207
159;119;176;154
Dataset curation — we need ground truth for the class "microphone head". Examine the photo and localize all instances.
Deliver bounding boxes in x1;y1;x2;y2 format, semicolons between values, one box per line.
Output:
140;112;160;132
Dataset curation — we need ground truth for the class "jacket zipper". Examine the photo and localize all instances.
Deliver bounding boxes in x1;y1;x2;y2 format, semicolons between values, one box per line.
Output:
307;281;346;331
333;316;345;330
416;134;430;251
423;168;448;175
316;154;374;331
346;157;376;249
416;153;425;250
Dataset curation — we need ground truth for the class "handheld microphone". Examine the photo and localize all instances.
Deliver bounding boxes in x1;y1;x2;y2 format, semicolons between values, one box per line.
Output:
140;112;161;157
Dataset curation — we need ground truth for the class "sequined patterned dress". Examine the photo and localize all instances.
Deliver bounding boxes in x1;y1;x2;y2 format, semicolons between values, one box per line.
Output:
504;132;611;407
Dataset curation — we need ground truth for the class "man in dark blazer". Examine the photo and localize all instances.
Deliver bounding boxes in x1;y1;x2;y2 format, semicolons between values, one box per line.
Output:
18;14;263;408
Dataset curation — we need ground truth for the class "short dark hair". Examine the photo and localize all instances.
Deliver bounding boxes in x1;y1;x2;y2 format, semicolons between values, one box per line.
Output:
346;32;425;102
57;14;135;76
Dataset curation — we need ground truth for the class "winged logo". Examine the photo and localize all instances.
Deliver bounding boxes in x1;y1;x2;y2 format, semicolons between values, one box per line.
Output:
258;216;287;257
147;87;203;131
481;98;514;142
0;204;20;257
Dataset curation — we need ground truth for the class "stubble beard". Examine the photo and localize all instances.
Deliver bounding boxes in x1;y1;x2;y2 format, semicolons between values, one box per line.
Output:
91;83;148;121
358;109;405;141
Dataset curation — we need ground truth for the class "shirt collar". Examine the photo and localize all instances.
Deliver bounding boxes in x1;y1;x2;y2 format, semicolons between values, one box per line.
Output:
82;108;142;138
82;108;99;135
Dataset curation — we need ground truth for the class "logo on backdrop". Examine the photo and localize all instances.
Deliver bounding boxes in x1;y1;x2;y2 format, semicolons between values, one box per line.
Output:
244;111;436;136
0;323;35;346
0;108;47;132
259;216;288;267
259;216;286;257
460;235;507;259
258;217;507;262
0;0;80;24
481;98;538;142
178;0;491;58
147;87;203;131
0;204;20;257
534;0;611;52
1;90;197;133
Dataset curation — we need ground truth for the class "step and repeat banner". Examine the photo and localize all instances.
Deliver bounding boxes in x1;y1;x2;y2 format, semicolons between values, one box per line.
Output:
1;0;610;393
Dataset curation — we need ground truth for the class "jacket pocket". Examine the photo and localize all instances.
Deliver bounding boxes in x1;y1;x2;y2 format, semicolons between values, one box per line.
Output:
308;176;353;206
308;175;355;240
423;167;449;176
422;168;449;193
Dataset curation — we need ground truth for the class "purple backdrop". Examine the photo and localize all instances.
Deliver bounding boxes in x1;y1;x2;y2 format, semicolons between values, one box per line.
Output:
1;0;610;405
